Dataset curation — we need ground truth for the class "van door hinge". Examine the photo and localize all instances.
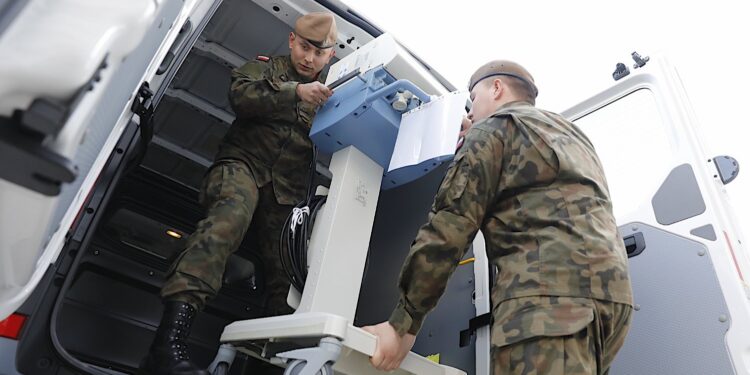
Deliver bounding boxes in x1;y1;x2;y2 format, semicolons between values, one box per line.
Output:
131;81;155;144
631;51;650;69
131;82;155;125
127;82;156;170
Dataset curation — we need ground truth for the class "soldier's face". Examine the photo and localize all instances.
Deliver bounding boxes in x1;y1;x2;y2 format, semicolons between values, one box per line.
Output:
468;79;500;122
289;33;335;79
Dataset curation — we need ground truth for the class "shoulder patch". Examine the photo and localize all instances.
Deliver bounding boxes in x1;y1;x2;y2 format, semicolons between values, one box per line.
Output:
256;55;270;62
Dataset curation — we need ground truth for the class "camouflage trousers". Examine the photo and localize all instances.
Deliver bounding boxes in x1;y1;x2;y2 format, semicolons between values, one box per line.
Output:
492;298;632;375
161;159;295;316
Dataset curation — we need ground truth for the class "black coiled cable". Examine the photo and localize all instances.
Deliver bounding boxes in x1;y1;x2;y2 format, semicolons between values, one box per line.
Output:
279;147;327;293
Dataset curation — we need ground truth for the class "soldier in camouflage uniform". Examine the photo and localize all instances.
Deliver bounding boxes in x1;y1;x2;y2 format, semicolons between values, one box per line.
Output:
140;12;338;375
363;61;633;375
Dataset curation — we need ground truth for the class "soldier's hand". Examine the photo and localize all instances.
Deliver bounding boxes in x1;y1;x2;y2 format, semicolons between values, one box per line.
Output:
457;115;472;149
296;82;333;106
362;322;416;371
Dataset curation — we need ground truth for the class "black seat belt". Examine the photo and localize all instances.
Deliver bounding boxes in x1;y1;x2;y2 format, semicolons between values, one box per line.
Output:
459;312;492;347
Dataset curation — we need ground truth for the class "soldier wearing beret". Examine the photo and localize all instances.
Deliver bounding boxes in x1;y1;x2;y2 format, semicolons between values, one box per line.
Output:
140;12;338;375
364;60;633;375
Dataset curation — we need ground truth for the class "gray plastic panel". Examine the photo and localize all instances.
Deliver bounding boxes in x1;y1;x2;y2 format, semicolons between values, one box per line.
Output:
356;163;477;374
202;0;291;59
57;268;230;370
652;164;706;225
0;338;22;375
173;53;233;112
153;96;228;159
610;222;734;375
147;93;228;187
690;224;717;241
142;143;207;189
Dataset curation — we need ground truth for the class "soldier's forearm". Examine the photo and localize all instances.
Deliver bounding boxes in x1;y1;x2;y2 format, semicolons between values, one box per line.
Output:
229;78;298;118
389;210;476;336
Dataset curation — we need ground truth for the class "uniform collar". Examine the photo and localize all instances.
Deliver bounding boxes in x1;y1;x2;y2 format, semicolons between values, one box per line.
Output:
489;100;534;117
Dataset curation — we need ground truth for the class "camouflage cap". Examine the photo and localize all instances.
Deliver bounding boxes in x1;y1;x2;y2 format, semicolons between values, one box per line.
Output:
294;12;337;49
468;60;538;98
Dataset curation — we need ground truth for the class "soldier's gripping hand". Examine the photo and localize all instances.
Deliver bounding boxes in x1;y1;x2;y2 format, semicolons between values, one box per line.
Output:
362;322;416;371
456;115;473;149
296;81;333;107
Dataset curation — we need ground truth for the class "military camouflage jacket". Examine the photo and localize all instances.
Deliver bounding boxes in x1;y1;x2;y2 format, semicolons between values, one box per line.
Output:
389;101;633;346
216;55;324;205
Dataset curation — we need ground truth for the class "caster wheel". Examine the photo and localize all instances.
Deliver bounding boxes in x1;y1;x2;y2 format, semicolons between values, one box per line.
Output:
284;360;333;375
212;362;229;375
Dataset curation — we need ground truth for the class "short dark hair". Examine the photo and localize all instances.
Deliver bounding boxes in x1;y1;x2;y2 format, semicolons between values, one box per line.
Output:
501;75;536;105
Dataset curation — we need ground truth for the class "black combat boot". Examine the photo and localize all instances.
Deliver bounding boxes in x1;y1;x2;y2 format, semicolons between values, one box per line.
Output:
139;301;209;375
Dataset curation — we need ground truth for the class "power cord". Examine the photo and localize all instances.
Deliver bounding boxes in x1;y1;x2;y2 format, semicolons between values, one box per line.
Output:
279;147;327;293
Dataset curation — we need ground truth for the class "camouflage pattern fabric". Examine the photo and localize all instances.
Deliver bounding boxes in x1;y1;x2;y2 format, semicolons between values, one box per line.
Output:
161;160;258;309
162;160;295;315
246;183;295;316
217;55;324;205
161;55;324;313
492;297;632;375
388;101;633;350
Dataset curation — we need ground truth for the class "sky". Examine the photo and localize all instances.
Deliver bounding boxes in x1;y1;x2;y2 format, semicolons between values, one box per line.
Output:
344;0;750;242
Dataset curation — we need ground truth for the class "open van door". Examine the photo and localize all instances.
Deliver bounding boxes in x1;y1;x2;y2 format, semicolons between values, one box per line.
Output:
562;55;750;375
0;0;218;321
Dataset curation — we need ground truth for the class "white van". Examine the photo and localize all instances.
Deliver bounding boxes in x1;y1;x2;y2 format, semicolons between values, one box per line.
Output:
1;0;748;374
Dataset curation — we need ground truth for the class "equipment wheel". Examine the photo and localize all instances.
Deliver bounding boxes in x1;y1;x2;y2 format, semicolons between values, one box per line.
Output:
212;362;229;375
284;360;333;375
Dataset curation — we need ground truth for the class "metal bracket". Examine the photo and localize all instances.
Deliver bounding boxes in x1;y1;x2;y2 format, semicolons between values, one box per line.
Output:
193;38;246;69
459;312;492;347
612;62;630;81
131;81;155;125
127;81;156;168
632;51;650;69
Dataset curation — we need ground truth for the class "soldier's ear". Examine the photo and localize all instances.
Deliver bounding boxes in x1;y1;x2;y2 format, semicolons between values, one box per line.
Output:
288;32;295;49
492;79;504;100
